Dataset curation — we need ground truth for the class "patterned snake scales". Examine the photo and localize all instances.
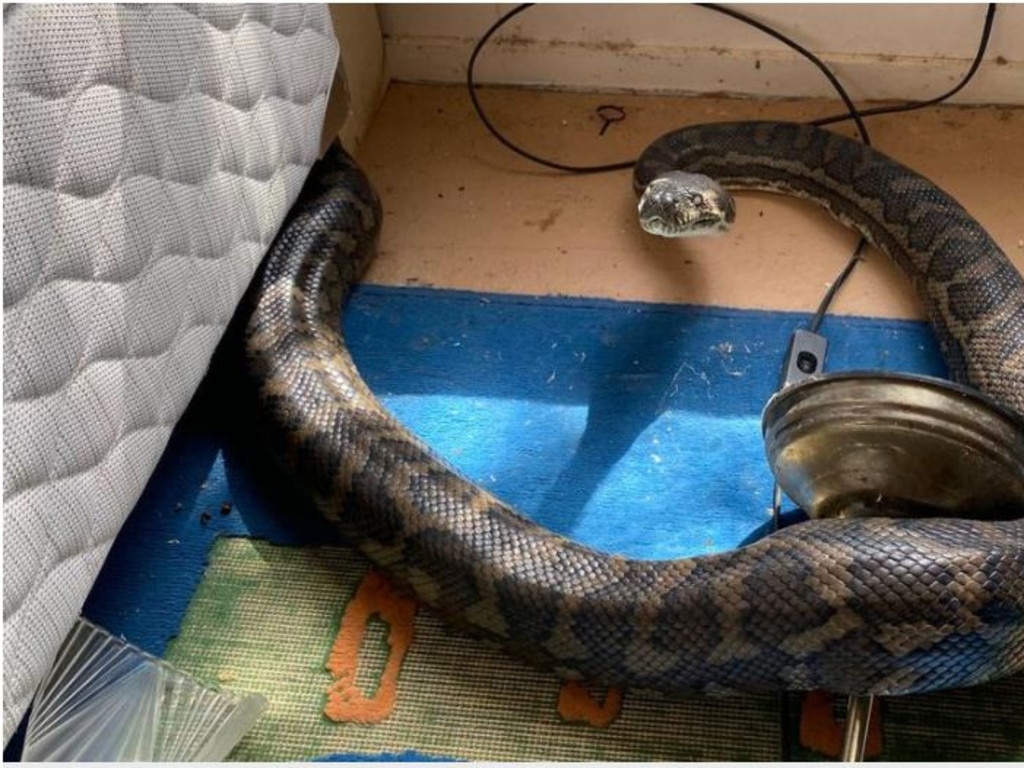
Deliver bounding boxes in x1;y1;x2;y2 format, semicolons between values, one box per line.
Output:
246;121;1024;696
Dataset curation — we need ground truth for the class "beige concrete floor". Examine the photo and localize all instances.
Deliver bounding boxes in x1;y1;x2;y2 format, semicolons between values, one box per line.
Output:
357;83;1024;321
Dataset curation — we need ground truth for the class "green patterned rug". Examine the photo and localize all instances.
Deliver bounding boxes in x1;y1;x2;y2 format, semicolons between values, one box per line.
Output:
166;537;1023;761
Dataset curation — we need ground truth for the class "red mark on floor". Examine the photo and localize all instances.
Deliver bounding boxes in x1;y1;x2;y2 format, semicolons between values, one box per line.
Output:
799;691;883;758
557;680;624;728
324;570;418;724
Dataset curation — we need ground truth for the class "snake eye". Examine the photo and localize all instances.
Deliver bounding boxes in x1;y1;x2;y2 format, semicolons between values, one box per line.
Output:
688;192;705;207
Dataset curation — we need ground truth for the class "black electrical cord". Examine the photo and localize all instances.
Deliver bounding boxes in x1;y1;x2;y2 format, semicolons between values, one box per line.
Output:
466;3;997;170
812;3;997;128
466;3;634;174
808;240;869;334
697;3;871;144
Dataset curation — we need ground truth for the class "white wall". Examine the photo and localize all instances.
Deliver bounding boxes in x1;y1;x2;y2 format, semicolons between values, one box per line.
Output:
379;3;1024;104
329;4;388;150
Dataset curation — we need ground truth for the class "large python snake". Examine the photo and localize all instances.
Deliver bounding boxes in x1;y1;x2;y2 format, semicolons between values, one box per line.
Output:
245;121;1024;696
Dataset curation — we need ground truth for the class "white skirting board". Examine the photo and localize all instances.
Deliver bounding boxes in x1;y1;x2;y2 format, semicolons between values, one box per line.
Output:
380;4;1024;106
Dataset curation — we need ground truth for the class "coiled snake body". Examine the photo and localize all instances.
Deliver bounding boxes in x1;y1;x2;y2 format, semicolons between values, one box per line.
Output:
246;121;1024;696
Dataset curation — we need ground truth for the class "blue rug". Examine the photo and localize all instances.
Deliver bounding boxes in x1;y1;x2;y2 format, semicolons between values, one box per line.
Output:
21;284;1007;761
81;285;946;643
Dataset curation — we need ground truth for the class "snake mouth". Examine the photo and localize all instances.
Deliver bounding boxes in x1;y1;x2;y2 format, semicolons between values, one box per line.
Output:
641;214;732;238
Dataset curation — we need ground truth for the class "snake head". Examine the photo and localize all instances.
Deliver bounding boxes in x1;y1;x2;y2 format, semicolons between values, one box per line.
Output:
637;171;736;238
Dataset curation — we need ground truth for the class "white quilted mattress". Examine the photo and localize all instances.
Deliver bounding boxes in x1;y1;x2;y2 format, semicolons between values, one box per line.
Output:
3;3;339;743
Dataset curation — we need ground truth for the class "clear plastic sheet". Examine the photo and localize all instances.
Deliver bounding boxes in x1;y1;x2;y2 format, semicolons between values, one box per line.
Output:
23;617;266;761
